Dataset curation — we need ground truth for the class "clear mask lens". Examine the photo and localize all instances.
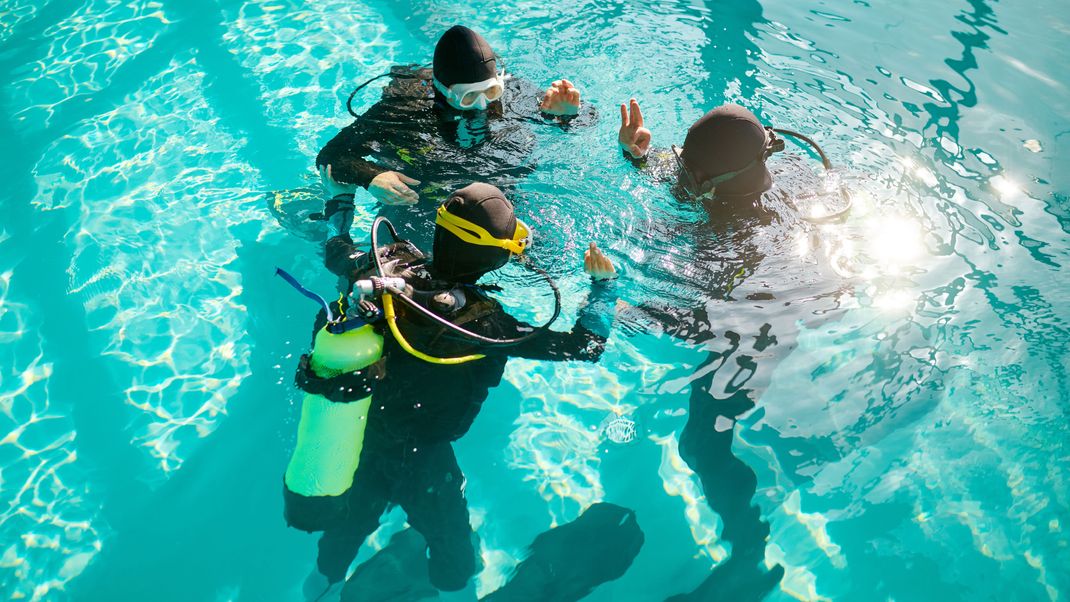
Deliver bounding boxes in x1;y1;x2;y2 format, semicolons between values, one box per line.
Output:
437;73;505;110
458;83;502;108
460;90;481;108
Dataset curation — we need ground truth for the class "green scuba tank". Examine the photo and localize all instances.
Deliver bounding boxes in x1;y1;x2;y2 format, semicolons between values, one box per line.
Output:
284;323;383;498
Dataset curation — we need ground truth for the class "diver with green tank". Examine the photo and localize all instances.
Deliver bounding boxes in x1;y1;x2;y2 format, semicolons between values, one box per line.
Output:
279;166;618;597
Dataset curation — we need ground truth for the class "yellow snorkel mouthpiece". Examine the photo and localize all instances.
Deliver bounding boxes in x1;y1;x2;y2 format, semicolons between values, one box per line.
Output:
435;205;531;255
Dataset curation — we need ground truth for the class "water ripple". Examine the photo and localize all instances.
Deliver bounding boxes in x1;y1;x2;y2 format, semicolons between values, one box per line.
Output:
0;237;106;602
6;0;170;130
32;55;275;477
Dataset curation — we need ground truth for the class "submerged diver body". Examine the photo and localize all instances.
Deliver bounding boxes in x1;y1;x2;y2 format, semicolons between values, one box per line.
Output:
315;25;593;248
613;101;852;599
285;176;618;596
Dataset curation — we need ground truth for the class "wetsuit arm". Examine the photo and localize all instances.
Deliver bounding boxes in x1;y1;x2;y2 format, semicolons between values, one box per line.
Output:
316;122;387;189
620;147;685;189
623;146;672;171
507;281;618;362
324;234;363;281
537;98;598;128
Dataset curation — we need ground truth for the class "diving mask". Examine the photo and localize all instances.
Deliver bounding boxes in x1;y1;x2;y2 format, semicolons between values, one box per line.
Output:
433;67;506;110
435;205;531;255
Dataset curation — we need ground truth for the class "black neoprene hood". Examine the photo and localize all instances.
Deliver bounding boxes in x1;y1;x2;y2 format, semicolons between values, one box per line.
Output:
433;183;516;283
680;104;772;196
433;26;497;87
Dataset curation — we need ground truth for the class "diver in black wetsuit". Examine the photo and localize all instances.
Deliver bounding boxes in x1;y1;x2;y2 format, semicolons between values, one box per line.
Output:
290;175;618;596
610;103;809;600
314;25;594;247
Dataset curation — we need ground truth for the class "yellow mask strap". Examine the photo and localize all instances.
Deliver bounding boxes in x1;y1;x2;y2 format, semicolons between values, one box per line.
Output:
436;205;528;255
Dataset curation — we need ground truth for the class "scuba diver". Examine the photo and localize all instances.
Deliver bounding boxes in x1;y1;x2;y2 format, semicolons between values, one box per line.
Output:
280;172;618;598
313;24;594;247
618;101;775;203
616;100;850;223
612;101;854;599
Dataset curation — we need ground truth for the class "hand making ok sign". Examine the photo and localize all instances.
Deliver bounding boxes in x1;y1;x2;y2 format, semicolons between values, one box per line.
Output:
618;98;652;159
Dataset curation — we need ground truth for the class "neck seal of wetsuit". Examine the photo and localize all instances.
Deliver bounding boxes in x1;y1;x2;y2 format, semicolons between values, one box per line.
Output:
680;104;774;198
433;25;497;88
433;183;521;284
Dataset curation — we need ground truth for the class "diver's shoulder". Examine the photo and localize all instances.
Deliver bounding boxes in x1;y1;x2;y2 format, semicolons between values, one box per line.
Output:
377;65;435;106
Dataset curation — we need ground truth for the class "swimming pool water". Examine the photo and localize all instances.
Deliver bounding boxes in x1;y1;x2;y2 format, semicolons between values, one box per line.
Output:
1;0;1068;600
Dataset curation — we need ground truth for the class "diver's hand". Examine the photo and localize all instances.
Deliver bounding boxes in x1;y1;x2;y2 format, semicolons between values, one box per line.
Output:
584;243;617;281
319;164;357;197
369;171;420;205
540;79;582;116
618;98;651;159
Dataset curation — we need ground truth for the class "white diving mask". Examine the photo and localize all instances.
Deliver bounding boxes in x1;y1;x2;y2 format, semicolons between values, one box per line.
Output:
433;67;506;111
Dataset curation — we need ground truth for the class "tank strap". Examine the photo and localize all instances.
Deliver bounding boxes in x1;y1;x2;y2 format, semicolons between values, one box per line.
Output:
294;354;382;403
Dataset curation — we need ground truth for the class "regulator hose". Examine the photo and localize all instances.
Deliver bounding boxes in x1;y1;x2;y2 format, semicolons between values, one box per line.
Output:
773;128;853;224
345;63;431;118
369;217;562;347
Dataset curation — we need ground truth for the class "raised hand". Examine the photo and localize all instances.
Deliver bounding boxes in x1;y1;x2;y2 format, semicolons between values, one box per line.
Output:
540;79;582;116
618;98;651;159
368;171;421;205
584;243;617;281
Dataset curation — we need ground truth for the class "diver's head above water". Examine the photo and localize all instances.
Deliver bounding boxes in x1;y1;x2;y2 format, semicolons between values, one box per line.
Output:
619;100;783;203
432;182;530;283
675;104;776;200
432;26;505;111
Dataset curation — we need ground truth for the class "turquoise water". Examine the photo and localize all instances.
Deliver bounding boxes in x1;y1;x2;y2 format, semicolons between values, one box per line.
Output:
1;0;1069;600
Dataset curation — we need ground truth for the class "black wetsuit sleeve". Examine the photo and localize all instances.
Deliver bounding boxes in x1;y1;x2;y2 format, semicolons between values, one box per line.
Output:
623;147;679;183
324;234;362;280
316;120;387;189
506;77;599;129
504;319;606;362
501;282;618;362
